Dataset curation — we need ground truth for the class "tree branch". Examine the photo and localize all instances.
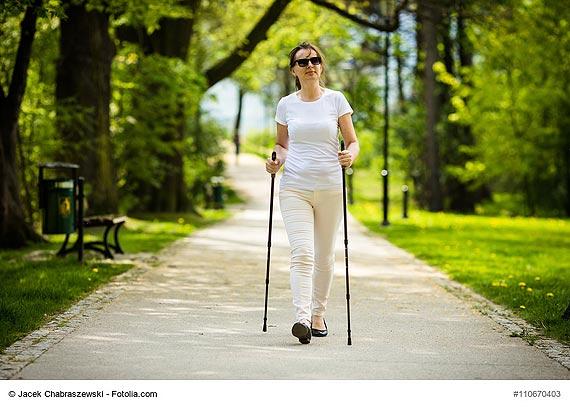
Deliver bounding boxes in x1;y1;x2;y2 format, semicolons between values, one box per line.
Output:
309;0;408;32
205;0;291;88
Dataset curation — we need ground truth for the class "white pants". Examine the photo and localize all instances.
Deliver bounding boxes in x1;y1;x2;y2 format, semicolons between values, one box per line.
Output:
279;188;343;322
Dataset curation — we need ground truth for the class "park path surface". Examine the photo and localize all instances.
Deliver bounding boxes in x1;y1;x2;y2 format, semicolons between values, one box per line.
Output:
5;153;570;380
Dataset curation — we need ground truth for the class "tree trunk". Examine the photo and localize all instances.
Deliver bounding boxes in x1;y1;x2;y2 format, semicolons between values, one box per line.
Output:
56;2;117;214
420;1;444;212
0;1;44;248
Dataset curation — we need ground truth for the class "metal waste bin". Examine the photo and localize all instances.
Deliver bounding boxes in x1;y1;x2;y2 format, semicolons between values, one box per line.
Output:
39;163;79;235
211;176;224;209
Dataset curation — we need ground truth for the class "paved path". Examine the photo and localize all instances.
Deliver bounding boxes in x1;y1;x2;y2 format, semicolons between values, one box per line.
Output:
4;154;570;380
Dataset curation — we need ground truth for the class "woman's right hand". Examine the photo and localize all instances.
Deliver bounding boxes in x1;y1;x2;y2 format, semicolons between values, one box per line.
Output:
266;155;281;174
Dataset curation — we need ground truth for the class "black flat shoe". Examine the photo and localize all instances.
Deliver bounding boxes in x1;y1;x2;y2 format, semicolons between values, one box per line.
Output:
292;322;311;344
311;320;328;337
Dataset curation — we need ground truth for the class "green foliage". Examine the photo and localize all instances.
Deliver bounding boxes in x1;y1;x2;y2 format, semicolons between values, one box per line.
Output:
443;0;570;216
0;0;64;19
195;0;273;75
242;129;277;159
0;13;20;92
111;45;227;212
112;0;196;32
185;111;230;209
113;51;192;185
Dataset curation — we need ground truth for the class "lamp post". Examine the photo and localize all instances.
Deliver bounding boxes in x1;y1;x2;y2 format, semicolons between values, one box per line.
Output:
379;1;396;226
381;30;390;226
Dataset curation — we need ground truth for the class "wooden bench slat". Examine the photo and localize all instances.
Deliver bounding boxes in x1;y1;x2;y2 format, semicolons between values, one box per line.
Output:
83;216;127;227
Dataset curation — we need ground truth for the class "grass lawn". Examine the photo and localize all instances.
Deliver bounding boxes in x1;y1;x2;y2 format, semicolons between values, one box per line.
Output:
0;210;230;352
349;168;570;345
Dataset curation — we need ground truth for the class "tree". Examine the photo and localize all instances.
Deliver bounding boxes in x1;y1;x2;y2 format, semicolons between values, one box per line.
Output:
440;0;486;213
56;0;117;214
115;0;200;212
417;0;444;211
449;0;570;216
114;0;292;212
1;0;295;246
0;0;44;247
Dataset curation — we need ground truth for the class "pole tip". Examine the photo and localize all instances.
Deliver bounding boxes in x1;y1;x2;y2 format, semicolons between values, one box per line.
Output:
348;338;352;346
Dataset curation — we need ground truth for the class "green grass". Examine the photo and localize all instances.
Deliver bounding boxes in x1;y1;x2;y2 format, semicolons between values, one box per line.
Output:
350;169;570;345
0;209;230;352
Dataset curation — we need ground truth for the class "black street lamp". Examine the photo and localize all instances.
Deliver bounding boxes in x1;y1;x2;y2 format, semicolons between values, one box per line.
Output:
379;0;397;227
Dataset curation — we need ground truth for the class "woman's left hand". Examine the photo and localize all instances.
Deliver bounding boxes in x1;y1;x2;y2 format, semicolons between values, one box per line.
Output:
338;149;353;168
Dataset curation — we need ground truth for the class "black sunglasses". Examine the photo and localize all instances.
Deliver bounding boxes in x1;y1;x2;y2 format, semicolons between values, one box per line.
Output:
293;56;322;68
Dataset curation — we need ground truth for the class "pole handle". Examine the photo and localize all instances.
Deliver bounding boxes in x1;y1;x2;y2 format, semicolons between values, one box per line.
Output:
340;140;346;169
271;151;276;179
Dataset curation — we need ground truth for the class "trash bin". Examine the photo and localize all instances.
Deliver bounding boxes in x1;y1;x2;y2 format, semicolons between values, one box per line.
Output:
39;163;79;235
41;179;75;234
210;176;224;209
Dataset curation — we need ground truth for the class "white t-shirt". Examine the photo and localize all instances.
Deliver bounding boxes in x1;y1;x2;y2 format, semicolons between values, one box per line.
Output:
275;88;353;191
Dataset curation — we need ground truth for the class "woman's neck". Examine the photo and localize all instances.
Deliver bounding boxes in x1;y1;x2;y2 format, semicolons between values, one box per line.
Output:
298;83;323;101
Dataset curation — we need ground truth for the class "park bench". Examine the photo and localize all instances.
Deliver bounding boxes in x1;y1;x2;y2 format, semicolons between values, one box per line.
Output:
40;163;127;261
57;215;126;259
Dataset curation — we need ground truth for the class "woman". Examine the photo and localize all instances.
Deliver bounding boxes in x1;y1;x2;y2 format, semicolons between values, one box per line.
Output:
265;42;359;344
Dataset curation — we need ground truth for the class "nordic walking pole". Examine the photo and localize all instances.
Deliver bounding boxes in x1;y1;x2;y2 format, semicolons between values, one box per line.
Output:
263;151;277;332
340;140;352;345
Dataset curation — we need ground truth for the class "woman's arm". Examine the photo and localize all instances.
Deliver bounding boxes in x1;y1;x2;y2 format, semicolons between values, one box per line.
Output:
266;123;289;174
338;113;359;167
